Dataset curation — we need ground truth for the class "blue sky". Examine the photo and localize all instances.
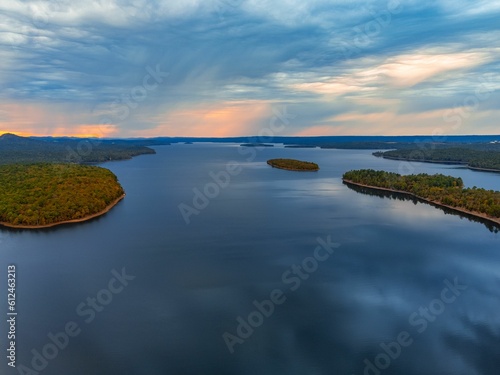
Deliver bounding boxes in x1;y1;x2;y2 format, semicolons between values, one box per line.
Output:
1;0;499;137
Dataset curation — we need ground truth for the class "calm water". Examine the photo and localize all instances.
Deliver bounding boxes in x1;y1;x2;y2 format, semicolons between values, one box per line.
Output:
1;144;499;375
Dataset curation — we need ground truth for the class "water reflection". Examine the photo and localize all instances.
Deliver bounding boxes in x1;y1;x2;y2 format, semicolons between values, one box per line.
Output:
1;146;499;375
344;182;500;233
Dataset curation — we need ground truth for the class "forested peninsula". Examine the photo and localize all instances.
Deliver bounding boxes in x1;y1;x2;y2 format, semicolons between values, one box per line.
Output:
267;158;319;171
0;164;125;228
343;169;500;225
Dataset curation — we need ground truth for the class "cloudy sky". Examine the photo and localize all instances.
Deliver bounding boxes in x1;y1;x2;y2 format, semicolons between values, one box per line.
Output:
1;0;499;137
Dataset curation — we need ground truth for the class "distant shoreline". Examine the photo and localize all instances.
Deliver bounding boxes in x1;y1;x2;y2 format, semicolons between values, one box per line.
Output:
467;166;500;173
379;155;500;173
241;143;274;147
0;194;125;229
342;179;500;226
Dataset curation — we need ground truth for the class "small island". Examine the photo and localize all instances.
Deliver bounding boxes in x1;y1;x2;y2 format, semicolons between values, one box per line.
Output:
267;158;319;171
241;143;274;147
343;169;500;225
0;163;125;229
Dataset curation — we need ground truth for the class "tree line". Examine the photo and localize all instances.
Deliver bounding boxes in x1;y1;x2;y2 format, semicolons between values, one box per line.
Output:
343;169;500;219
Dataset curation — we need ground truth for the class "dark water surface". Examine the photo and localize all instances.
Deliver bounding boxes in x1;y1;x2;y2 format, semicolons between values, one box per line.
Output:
1;144;499;375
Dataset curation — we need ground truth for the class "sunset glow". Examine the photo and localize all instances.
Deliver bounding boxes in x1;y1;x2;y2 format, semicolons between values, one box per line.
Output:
0;1;498;137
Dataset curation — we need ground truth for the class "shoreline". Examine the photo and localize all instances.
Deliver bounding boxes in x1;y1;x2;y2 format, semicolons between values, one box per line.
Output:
467;166;500;173
342;179;500;226
379;155;500;173
268;165;319;172
0;194;125;229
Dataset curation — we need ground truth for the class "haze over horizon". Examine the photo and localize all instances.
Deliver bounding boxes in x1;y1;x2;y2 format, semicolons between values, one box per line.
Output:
1;0;499;138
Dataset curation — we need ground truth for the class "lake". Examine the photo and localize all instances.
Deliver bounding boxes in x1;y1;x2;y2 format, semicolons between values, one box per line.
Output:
1;144;499;375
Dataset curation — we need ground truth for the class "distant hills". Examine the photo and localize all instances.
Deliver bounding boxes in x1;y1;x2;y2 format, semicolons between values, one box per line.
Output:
0;133;167;164
112;134;500;146
1;133;499;165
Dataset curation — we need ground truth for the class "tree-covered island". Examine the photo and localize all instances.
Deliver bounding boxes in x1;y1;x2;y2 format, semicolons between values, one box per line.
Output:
241;143;274;147
267;158;319;171
0;164;125;228
343;169;500;225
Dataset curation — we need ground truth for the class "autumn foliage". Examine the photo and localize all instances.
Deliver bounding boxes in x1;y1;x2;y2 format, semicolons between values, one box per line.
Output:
267;158;319;171
343;169;500;219
0;164;125;227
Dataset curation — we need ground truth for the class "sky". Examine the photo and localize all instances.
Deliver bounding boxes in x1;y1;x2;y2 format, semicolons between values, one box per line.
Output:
0;0;499;138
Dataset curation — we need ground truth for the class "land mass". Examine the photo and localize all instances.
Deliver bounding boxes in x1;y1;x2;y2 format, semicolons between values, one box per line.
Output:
0;133;166;165
241;143;274;147
373;148;500;172
343;169;500;226
267;158;319;171
0;164;125;228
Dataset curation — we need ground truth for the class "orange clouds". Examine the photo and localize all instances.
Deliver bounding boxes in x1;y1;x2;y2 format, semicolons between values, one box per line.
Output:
294;108;500;136
290;49;495;98
371;51;492;87
0;102;119;138
1;100;276;138
128;100;274;137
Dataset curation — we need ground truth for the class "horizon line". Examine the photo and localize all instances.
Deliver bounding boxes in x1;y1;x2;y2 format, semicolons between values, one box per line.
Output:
2;132;500;140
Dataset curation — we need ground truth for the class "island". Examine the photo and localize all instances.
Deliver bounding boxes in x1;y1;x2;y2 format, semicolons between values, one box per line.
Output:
343;169;500;225
0;163;125;228
267;158;319;171
241;143;274;147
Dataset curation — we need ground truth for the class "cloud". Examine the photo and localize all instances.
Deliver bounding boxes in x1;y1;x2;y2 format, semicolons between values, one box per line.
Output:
289;48;496;98
0;0;499;136
371;51;494;87
0;101;119;137
125;100;274;137
438;0;500;17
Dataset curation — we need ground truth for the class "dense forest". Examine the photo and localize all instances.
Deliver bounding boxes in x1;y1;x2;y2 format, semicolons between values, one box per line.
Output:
0;164;125;227
343;169;500;221
0;133;160;164
374;147;500;171
267;158;319;171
